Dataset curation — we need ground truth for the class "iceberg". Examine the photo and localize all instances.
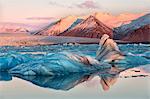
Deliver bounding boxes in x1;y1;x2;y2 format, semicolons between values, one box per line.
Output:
0;34;149;76
0;52;31;71
9;52;111;76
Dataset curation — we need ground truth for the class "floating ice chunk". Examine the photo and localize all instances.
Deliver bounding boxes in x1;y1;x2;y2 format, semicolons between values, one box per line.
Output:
0;53;30;71
9;52;111;76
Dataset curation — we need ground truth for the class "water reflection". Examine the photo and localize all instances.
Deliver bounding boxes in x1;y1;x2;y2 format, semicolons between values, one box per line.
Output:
99;66;120;91
13;73;92;90
0;72;12;81
0;64;149;91
13;72;119;91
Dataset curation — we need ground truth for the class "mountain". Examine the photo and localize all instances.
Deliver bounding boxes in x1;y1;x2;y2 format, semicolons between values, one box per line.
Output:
80;12;144;28
34;12;144;36
35;16;79;36
0;23;29;33
122;24;150;43
64;19;84;32
0;22;50;33
3;27;29;33
114;13;150;39
58;15;113;39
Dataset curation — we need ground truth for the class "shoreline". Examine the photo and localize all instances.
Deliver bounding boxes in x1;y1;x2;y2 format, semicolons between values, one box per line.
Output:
0;33;149;47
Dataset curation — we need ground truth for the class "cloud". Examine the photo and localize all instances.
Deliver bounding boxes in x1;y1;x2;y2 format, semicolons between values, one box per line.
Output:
48;1;100;9
76;0;100;9
49;1;71;8
26;17;55;20
48;1;74;9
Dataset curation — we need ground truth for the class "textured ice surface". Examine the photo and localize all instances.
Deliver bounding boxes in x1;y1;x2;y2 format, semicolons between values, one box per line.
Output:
9;52;111;75
0;52;31;71
0;44;150;76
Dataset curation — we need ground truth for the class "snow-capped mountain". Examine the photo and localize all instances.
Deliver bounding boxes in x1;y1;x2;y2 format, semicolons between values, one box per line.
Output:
0;17;57;34
0;23;30;33
64;19;84;32
81;12;144;28
114;13;150;39
35;16;79;36
122;24;150;42
0;22;50;33
1;27;29;33
59;15;113;38
34;12;144;36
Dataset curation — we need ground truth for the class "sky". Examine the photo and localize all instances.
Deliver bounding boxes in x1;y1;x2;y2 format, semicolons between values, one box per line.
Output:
0;0;150;21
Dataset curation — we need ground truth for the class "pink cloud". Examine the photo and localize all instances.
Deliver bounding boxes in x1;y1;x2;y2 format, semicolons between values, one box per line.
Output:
26;17;55;20
49;1;63;7
76;0;100;9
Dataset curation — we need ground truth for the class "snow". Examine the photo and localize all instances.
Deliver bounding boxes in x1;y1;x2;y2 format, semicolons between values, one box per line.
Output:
36;16;78;35
81;12;145;28
0;18;57;33
0;12;144;35
66;19;83;31
114;13;150;37
72;16;96;29
35;12;144;36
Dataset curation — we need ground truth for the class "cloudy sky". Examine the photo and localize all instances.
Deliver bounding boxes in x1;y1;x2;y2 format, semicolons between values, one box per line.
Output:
0;0;150;21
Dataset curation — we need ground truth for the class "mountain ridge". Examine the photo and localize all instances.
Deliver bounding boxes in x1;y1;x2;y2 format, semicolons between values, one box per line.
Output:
59;15;113;38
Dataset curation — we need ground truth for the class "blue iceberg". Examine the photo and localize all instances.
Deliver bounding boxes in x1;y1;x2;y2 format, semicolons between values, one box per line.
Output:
9;52;111;76
0;52;31;71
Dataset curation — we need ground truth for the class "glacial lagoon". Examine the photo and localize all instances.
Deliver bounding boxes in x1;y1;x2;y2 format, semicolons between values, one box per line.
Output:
0;44;150;99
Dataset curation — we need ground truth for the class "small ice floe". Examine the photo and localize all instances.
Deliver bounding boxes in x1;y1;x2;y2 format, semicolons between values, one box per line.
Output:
62;42;80;46
0;52;31;71
119;65;150;78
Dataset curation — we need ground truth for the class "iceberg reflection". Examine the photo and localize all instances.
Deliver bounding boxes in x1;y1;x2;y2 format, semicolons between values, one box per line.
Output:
0;72;12;81
11;64;149;91
0;63;149;91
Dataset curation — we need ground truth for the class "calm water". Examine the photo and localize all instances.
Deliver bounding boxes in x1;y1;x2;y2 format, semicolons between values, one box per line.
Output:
0;44;150;99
